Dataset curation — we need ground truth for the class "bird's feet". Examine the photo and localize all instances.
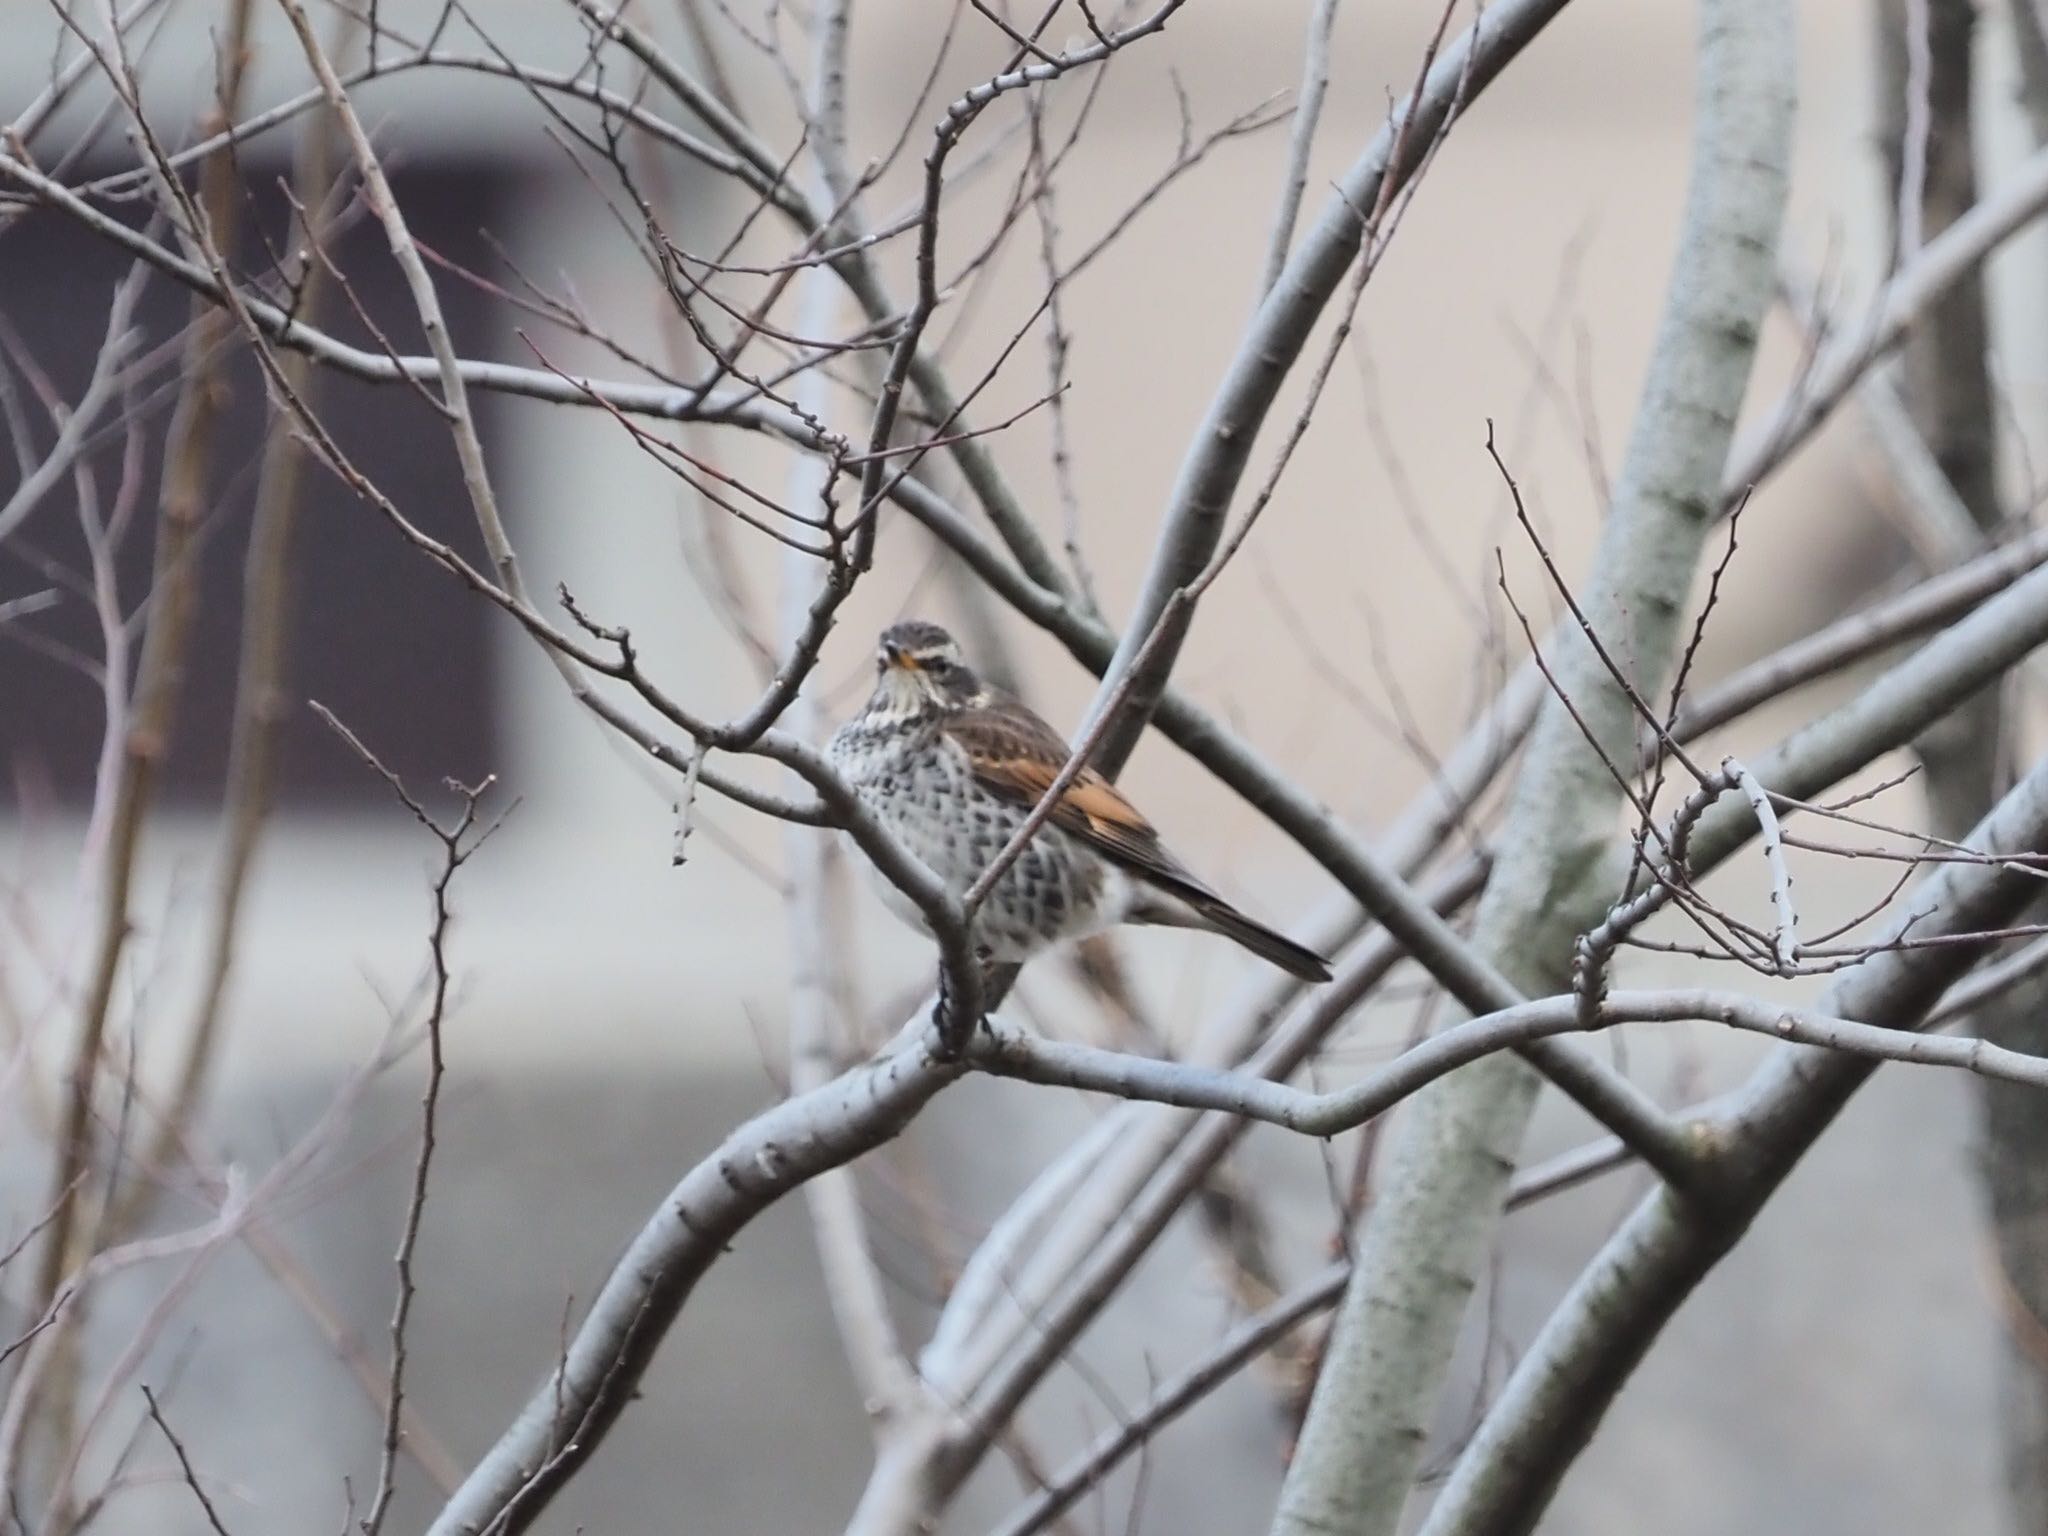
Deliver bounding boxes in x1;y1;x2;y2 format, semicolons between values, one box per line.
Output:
930;955;995;1059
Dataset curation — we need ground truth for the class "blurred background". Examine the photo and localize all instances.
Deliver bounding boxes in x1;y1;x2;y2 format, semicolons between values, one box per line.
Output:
0;1;2041;1530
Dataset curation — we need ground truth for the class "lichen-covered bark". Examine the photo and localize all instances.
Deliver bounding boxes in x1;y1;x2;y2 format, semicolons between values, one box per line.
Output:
1269;4;1795;1532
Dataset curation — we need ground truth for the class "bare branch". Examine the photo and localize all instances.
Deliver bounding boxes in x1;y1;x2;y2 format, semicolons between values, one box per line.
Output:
31;0;262;1338
1726;757;1800;971
1085;0;1571;779
308;707;503;1536
423;1034;961;1536
139;1387;233;1536
1257;0;1345;298
1276;5;1794;1529
970;986;2048;1135
1418;752;2048;1536
778;0;930;1435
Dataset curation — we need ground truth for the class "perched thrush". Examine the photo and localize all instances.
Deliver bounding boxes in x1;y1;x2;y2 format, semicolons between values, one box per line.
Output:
827;620;1332;982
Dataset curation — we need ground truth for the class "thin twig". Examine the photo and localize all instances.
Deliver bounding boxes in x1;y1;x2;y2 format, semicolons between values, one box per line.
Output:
1257;0;1343;297
139;1387;232;1536
309;704;501;1536
1726;756;1800;972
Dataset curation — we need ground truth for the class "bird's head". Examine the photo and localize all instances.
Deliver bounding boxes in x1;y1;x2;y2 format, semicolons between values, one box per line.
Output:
872;620;982;713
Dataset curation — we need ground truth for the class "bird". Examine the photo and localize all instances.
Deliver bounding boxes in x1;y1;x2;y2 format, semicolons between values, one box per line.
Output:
827;620;1332;983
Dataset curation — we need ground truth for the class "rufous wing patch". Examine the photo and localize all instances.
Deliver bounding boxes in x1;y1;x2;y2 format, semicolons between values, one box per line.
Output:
945;694;1206;893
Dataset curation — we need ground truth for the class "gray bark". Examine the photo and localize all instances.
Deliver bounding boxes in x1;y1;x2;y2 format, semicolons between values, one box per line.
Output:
1875;4;2048;1528
1269;3;1795;1532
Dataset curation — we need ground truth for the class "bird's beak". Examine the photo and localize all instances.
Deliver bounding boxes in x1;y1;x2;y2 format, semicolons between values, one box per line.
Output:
882;644;920;672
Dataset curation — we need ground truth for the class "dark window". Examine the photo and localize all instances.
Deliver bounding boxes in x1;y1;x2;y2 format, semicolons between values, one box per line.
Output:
0;158;512;807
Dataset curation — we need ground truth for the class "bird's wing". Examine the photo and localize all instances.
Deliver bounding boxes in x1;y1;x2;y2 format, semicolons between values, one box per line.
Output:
944;690;1212;898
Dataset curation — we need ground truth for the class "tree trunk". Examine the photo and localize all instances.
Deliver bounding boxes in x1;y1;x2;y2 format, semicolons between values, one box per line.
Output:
1269;3;1795;1531
1922;3;2048;1526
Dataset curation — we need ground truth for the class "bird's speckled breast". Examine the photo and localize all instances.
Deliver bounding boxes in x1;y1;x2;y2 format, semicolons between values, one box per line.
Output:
826;707;1123;960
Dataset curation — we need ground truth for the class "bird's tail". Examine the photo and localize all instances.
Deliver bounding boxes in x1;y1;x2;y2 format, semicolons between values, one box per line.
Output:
1135;891;1332;983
